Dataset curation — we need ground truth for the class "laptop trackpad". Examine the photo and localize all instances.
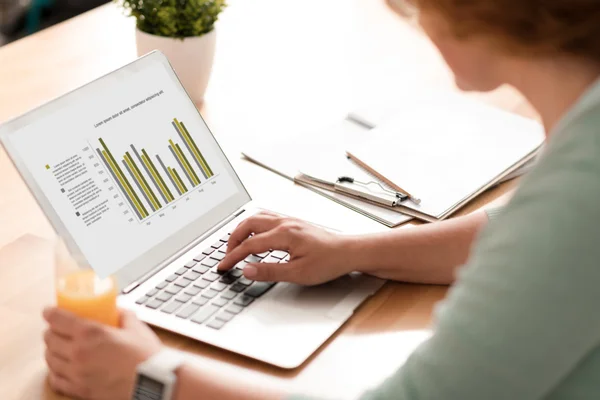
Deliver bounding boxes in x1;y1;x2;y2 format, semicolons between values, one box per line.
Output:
272;275;357;316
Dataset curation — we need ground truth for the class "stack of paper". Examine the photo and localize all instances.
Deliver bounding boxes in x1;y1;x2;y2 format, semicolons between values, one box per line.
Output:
243;92;545;226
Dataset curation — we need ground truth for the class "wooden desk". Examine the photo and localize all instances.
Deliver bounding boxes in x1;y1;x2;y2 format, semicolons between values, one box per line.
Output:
0;1;535;398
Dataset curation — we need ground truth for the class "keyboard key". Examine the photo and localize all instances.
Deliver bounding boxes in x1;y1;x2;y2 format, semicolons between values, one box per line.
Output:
184;271;202;281
161;301;183;314
156;281;168;290
237;277;254;286
207;319;226;330
270;250;288;259
219;244;228;253
175;267;188;276
212;297;228;307
191;305;220;324
235;260;249;270
135;295;149;305
156;292;173;302
193;254;206;262
221;290;238;301
193;280;210;289
245;282;276;298
175;294;192;303
234;294;254;307
254;251;270;258
202;248;215;256
279;258;289;264
230;283;247;293
211;282;227;292
176;304;200;319
145;299;164;309
211;241;224;249
230;269;244;278
184;260;197;268
225;304;243;315
165;274;178;282
210;252;226;261
165;284;183;295
192;265;210;274
245;255;262;263
262;255;280;264
220;234;230;242
184;286;202;296
145;288;159;297
216;312;235;322
283;255;290;262
192;296;209;306
174;278;191;288
202;272;220;282
201;258;219;268
201;289;219;299
219;274;237;284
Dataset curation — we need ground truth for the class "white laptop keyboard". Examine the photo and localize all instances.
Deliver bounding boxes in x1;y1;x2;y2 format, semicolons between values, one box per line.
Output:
135;233;289;330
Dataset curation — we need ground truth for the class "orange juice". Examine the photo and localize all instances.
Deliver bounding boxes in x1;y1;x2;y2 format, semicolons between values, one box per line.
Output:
56;269;119;327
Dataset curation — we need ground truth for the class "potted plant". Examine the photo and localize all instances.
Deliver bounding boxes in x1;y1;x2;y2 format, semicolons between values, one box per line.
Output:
116;0;227;103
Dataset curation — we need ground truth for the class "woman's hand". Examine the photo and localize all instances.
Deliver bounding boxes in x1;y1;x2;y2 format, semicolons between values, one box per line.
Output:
218;211;359;285
43;307;163;400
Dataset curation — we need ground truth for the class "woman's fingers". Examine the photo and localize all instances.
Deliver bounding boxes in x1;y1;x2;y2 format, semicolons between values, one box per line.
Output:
219;228;291;272
227;213;282;254
45;348;73;377
43;307;78;338
47;372;82;398
43;329;73;360
243;261;298;282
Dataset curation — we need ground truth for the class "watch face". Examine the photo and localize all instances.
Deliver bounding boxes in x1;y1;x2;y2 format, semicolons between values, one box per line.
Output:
133;375;165;399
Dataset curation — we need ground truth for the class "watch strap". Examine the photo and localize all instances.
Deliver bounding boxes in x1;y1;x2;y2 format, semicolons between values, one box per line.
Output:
141;348;187;373
133;348;187;400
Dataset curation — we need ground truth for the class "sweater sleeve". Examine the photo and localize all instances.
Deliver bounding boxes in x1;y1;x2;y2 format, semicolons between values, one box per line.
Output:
485;207;504;222
288;114;600;400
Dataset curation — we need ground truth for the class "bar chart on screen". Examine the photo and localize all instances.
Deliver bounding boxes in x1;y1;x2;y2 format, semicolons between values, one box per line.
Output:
93;117;218;222
8;61;241;277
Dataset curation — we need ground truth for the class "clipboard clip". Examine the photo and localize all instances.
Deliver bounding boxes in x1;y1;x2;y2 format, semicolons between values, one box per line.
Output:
345;152;422;204
335;176;409;207
337;176;409;201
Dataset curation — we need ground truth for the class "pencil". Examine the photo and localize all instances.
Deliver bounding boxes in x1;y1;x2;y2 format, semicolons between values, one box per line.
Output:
346;151;421;204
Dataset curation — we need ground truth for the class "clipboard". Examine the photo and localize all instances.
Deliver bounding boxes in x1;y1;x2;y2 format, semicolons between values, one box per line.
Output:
241;151;415;227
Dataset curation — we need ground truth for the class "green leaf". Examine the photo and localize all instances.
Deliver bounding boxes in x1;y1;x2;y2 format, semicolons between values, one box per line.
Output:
115;0;227;38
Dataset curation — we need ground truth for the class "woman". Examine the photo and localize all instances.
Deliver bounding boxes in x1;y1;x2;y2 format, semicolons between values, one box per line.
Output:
43;0;600;399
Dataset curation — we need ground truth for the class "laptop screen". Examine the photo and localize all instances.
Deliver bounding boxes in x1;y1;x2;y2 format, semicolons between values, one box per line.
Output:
0;52;250;284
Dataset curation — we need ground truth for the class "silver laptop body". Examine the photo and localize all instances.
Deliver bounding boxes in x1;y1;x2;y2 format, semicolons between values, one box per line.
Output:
0;52;384;368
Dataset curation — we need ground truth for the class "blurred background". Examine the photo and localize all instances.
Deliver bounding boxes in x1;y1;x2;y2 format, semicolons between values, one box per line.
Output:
0;0;108;45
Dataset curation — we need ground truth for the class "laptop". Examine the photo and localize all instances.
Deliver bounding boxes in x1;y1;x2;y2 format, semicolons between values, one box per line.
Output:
0;51;384;369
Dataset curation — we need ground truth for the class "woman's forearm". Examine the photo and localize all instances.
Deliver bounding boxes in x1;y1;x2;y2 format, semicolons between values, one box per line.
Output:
347;211;489;285
174;363;283;400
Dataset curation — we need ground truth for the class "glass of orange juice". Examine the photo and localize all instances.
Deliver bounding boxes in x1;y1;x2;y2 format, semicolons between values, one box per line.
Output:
54;238;119;327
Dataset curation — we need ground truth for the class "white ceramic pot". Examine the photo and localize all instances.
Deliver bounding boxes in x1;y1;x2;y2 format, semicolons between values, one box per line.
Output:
136;28;216;104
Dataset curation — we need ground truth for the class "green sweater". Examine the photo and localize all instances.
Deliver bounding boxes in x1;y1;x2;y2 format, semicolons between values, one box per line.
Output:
292;78;600;400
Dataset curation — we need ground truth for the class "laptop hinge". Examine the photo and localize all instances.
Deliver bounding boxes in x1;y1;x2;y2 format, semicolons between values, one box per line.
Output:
123;281;141;294
121;207;247;294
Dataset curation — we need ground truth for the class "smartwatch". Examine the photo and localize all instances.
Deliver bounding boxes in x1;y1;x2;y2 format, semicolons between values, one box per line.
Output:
131;348;187;400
